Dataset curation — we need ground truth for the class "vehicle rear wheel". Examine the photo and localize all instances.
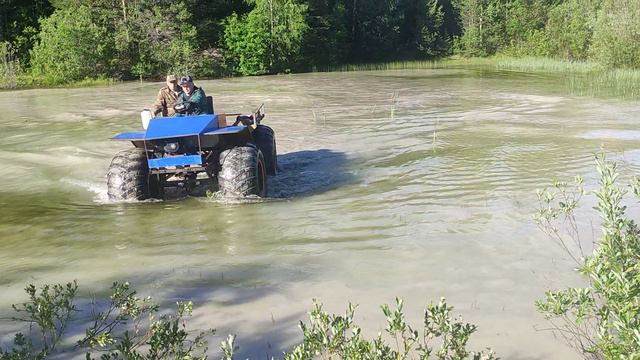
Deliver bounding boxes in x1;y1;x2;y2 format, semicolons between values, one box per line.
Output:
218;146;267;197
252;125;277;175
107;148;161;201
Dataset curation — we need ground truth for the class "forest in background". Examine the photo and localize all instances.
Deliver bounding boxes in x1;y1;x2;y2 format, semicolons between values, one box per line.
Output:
1;0;639;87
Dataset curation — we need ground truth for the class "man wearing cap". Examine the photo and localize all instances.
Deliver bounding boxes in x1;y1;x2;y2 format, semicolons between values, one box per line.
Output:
174;75;209;116
152;75;182;117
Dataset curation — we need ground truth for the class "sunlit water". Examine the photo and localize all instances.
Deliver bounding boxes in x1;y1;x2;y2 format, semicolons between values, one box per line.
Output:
2;68;640;359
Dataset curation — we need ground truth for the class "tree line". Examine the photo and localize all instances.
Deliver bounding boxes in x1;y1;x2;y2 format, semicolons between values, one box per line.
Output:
1;0;639;86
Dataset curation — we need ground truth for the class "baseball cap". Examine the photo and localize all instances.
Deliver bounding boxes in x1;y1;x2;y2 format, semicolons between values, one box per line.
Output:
166;74;177;82
179;75;193;85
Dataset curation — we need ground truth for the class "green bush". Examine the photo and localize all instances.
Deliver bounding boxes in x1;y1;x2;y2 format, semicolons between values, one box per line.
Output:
283;298;497;360
223;12;269;76
25;0;215;83
223;0;307;75
29;6;111;85
589;0;640;69
501;0;551;57
125;1;201;80
453;0;640;70
535;154;640;358
0;281;212;360
543;0;599;61
418;0;449;58
1;283;495;359
0;42;22;89
455;0;508;57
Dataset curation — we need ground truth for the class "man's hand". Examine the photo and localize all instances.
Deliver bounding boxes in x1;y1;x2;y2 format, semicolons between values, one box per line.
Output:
174;102;199;115
174;103;187;113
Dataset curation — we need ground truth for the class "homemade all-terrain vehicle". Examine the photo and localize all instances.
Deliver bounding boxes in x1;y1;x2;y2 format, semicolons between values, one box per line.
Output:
107;101;276;201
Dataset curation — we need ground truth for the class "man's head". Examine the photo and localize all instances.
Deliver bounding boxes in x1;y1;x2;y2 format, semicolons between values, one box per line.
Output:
179;75;195;95
166;75;179;91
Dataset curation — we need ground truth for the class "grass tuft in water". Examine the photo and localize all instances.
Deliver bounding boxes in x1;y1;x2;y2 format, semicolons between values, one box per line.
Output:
325;56;499;72
489;56;640;99
495;56;602;73
324;56;640;100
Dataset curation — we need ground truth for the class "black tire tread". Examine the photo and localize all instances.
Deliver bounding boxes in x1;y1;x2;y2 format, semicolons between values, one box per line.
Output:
107;149;157;200
218;146;266;197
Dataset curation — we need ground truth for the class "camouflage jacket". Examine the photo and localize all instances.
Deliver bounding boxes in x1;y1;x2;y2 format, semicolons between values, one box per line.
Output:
152;86;181;117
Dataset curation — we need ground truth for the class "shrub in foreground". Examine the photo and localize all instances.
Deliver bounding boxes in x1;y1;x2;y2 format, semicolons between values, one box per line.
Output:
0;281;212;360
535;154;640;359
0;282;495;359
284;298;496;360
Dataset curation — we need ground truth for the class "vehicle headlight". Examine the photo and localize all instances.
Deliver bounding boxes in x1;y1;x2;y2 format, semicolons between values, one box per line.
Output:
164;142;179;153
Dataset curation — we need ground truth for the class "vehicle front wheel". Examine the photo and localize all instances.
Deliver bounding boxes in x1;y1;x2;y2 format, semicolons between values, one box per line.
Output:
218;146;267;197
107;148;161;201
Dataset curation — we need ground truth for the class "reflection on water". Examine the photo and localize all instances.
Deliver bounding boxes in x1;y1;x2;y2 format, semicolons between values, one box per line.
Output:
2;69;640;359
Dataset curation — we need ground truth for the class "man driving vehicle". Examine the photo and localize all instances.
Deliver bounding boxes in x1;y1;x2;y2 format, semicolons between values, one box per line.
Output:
174;76;209;116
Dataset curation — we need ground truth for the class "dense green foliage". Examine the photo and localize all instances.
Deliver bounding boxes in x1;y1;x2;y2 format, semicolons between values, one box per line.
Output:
29;6;110;84
0;0;53;66
0;41;21;88
590;0;640;69
1;0;639;86
457;0;640;68
27;0;205;85
0;282;493;359
535;155;640;359
223;0;308;75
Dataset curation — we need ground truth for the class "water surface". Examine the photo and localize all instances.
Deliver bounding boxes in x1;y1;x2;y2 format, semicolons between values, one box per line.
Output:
2;68;640;359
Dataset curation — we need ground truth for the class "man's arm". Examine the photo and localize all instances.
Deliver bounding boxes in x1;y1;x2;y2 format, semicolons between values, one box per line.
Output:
152;88;166;116
191;88;208;115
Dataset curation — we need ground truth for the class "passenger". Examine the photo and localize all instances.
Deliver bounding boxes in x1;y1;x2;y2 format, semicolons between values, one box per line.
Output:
174;75;209;116
152;74;182;117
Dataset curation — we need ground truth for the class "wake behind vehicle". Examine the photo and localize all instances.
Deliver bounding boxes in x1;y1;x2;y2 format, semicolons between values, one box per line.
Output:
107;101;277;201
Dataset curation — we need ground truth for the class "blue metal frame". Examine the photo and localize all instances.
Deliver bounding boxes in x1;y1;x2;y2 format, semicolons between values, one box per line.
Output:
111;114;228;141
148;155;203;169
111;132;146;141
144;115;219;140
109;114;250;171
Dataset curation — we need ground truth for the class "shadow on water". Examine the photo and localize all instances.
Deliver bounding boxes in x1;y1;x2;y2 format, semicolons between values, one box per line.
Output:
2;265;556;360
269;149;352;199
207;312;305;360
0;268;306;360
127;148;351;202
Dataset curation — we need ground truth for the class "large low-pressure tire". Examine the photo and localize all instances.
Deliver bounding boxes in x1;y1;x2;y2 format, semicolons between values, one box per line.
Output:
252;125;277;175
218;146;267;198
107;148;161;201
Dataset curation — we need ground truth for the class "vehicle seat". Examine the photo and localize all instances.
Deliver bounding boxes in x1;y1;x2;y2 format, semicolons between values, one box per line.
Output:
206;96;214;114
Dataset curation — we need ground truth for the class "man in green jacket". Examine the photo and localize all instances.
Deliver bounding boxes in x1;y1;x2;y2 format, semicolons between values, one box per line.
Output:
174;75;209;116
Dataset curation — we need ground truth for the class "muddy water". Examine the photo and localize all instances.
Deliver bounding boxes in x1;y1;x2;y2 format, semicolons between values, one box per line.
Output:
2;68;640;359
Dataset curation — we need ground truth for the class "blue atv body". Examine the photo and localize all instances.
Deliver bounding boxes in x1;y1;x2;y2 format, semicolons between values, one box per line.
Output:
107;104;277;200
